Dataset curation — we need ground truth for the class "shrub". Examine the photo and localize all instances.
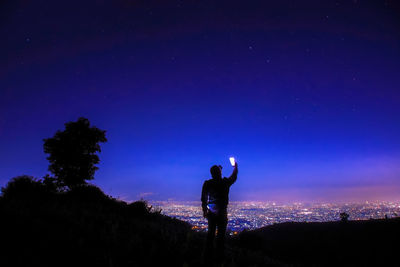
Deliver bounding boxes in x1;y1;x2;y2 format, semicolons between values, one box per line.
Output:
1;175;48;199
65;183;109;202
128;200;152;216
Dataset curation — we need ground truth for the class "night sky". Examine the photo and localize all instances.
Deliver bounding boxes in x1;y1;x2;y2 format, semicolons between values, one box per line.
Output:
1;0;400;202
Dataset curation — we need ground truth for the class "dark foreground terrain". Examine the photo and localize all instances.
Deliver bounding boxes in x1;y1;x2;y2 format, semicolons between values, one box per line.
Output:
1;177;399;266
0;177;280;267
233;217;400;266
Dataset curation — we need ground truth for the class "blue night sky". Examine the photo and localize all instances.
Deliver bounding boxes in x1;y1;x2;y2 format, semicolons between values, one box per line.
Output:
1;0;400;202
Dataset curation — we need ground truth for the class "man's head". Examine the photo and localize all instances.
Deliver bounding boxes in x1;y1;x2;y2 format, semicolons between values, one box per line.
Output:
210;165;222;179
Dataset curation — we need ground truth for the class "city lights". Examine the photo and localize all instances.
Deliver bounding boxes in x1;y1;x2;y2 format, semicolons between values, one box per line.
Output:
150;201;400;232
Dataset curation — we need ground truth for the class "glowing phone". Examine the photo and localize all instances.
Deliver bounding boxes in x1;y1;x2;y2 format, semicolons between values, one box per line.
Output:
229;157;235;166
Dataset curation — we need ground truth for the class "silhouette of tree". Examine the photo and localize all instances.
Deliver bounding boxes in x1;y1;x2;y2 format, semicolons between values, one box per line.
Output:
1;175;47;199
340;212;349;222
42;174;60;192
43;117;107;189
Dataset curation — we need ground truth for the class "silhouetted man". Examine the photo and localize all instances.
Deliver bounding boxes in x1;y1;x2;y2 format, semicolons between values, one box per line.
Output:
201;162;238;263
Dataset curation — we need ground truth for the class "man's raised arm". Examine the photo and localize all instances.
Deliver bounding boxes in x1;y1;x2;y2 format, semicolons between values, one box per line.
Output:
227;162;238;185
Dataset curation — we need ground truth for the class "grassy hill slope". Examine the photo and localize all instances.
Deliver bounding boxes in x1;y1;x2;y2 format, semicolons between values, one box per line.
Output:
0;177;281;267
3;176;398;266
233;218;400;266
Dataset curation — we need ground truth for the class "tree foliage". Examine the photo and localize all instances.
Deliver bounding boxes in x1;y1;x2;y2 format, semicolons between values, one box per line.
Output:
1;175;45;199
43;117;107;188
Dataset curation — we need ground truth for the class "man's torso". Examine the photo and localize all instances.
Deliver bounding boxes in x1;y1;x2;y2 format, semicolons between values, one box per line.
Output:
204;178;232;212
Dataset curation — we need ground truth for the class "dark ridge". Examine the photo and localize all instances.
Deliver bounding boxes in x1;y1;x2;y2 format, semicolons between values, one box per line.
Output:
233;218;400;266
0;176;282;267
2;175;399;266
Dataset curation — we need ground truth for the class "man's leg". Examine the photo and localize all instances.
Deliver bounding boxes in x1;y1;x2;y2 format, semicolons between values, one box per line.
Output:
216;214;228;262
205;214;216;262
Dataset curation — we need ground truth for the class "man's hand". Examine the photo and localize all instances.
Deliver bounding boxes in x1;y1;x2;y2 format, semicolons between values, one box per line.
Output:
203;209;208;218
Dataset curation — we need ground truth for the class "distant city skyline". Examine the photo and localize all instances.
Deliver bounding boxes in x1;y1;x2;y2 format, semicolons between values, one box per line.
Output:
151;200;400;231
1;1;400;203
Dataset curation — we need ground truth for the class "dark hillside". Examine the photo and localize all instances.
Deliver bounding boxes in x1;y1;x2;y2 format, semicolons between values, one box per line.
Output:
0;180;199;267
4;176;398;266
234;218;400;266
0;177;282;267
